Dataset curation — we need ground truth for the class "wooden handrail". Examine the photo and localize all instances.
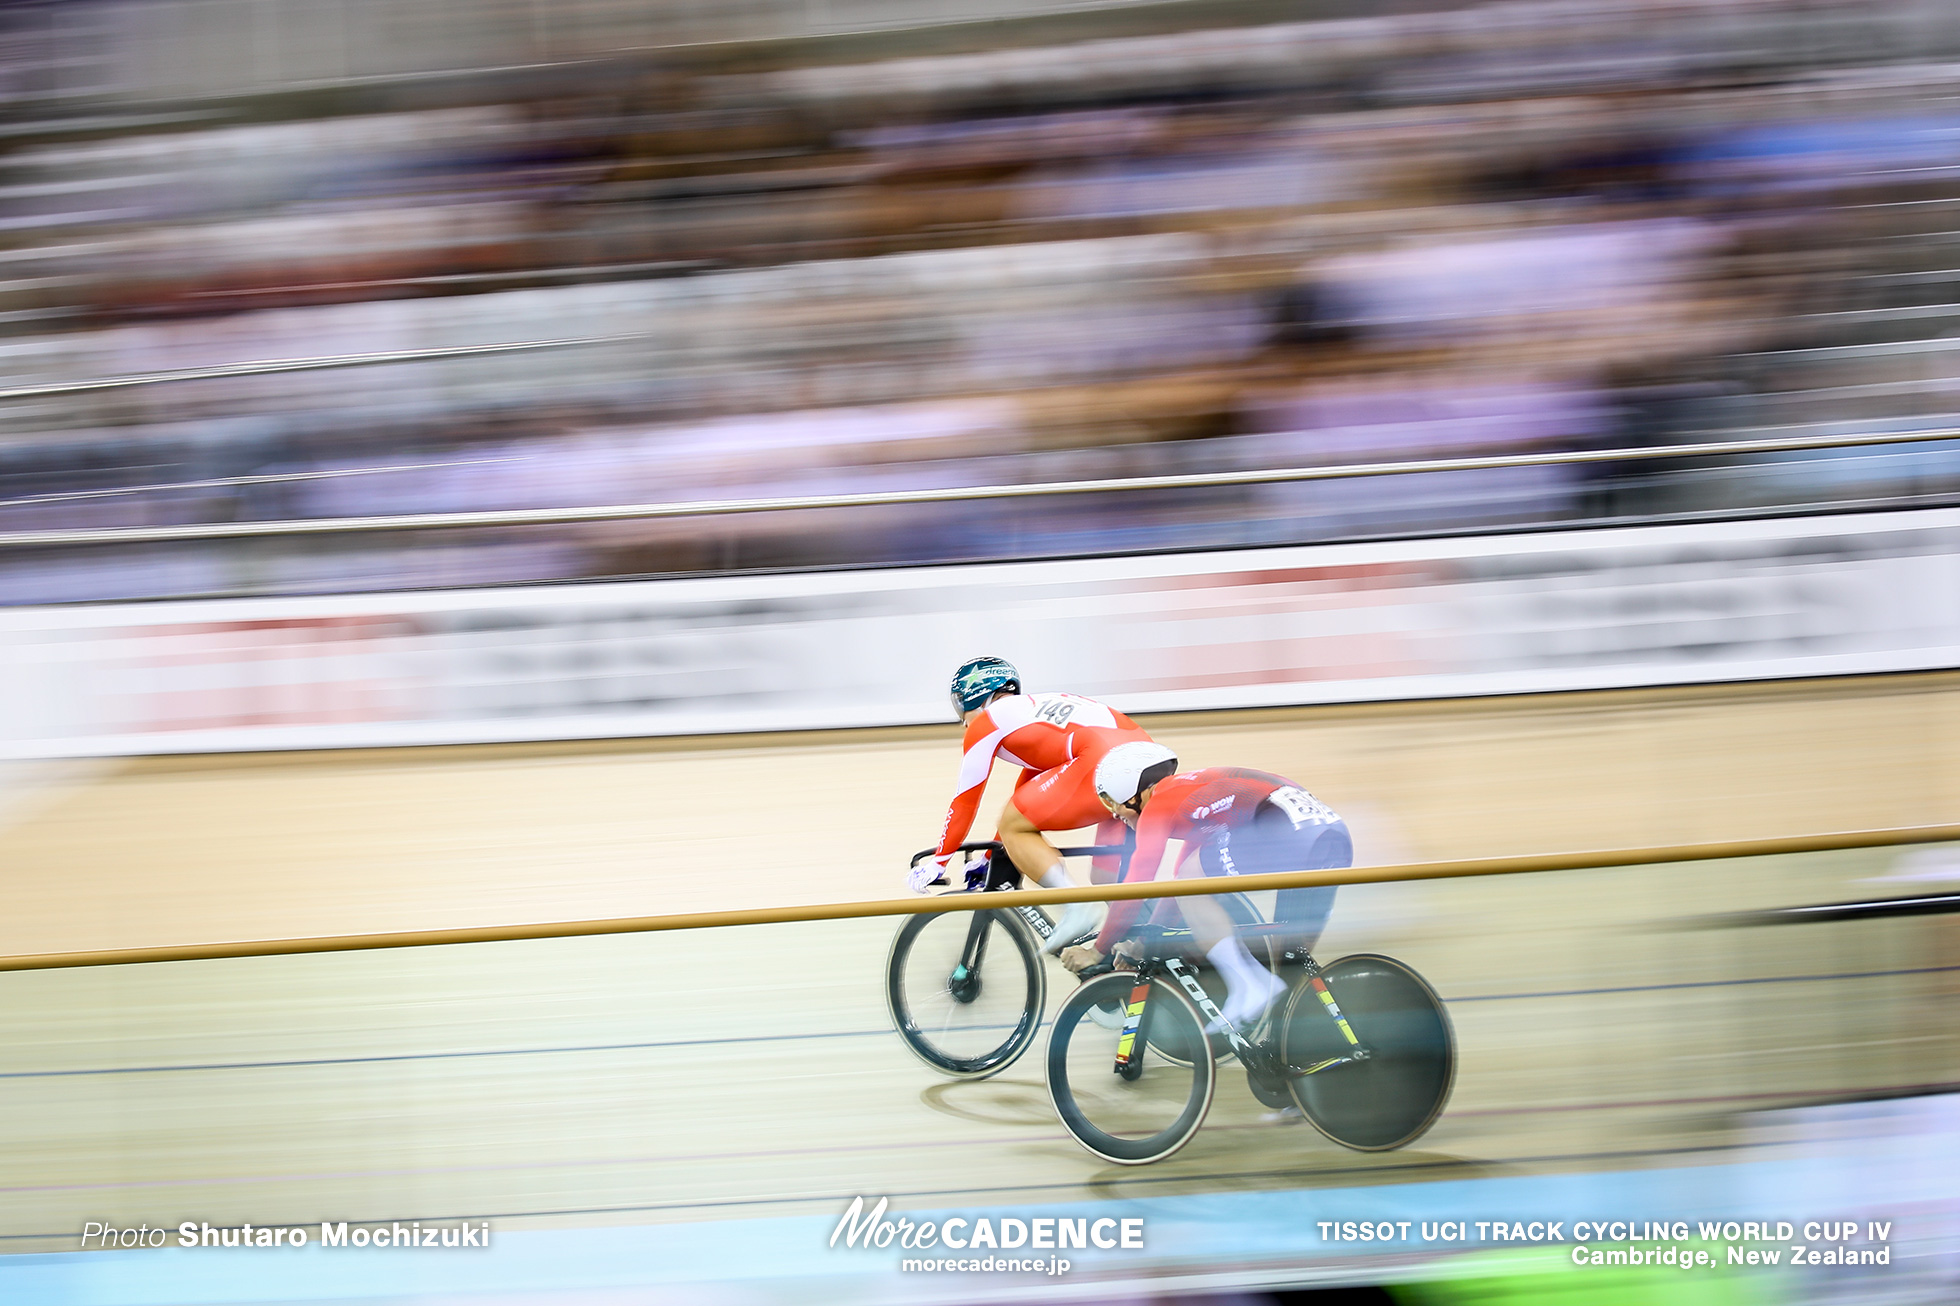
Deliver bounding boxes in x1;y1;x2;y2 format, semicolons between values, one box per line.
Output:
1;823;1954;973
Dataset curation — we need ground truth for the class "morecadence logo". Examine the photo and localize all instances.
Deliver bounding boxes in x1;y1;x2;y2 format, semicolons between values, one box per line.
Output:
830;1195;1142;1275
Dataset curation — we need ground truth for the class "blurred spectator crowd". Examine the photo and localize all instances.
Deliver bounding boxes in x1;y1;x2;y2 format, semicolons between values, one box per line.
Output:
0;0;1958;602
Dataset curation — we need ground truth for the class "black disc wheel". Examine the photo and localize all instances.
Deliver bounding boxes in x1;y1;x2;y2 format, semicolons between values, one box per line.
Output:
886;902;1045;1079
1279;953;1455;1151
1046;971;1215;1165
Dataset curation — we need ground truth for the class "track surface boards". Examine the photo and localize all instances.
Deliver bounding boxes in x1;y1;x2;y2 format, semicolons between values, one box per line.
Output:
0;675;1956;1255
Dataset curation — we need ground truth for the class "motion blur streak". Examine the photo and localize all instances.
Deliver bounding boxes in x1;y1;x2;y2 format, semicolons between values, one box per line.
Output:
0;711;1954;1306
2;0;1959;600
0;683;1952;1259
2;3;1958;1303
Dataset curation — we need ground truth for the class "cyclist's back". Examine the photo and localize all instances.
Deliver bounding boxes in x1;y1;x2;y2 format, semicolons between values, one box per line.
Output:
1077;756;1350;1032
937;691;1148;847
1098;766;1349;952
918;657;1156;951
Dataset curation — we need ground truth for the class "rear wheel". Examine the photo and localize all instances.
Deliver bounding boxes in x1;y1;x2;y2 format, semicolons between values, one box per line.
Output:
887;902;1045;1079
1279;953;1454;1151
1046;971;1215;1165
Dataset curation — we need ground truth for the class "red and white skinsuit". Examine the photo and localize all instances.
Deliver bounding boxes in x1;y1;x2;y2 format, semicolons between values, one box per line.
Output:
1091;766;1333;953
928;692;1153;882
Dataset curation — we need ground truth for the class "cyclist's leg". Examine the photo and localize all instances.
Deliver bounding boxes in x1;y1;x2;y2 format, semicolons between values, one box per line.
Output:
1271;819;1350;953
1176;882;1236;953
997;791;1068;890
1005;749;1121;952
999;811;1133;888
1198;811;1348;1043
1182;843;1286;1028
1089;816;1128;885
1234;807;1348;953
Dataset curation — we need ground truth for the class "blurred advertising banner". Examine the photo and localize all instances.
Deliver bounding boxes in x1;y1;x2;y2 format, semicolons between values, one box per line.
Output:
3;508;1957;758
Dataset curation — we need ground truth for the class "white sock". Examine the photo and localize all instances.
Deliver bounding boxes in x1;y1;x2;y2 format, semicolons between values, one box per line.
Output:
1037;866;1070;890
1042;896;1106;953
1206;937;1264;992
1207;938;1284;1027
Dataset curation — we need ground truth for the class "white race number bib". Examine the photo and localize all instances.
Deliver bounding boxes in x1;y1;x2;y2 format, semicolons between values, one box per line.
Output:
1268;785;1338;828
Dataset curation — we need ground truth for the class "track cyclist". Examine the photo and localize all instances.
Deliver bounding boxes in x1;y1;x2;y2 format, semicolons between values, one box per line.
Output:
910;656;1159;953
1061;744;1352;1034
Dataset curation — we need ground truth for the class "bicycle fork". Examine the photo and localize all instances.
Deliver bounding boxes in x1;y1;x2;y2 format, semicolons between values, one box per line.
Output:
1106;958;1262;1071
952;898;1048;988
948;909;997;1000
1111;973;1158;1080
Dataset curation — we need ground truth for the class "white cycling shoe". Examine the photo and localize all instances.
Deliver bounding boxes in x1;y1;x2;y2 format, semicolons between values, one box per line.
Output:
1089;997;1127;1030
1040;901;1107;955
1205;969;1288;1037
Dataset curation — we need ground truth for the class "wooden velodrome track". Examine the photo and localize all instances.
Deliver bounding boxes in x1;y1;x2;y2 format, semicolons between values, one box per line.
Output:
0;673;1955;1255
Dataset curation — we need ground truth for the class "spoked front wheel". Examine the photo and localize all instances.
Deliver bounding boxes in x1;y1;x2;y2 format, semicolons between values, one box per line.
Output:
886;902;1046;1079
1279;953;1455;1151
1046;971;1215;1165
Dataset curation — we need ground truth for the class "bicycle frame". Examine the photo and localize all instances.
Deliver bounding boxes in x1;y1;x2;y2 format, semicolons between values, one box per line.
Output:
907;834;1368;1084
1114;944;1373;1086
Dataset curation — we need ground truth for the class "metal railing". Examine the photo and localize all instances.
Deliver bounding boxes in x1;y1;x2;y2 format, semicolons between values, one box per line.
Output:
2;425;1956;548
0;334;641;404
2;822;1953;973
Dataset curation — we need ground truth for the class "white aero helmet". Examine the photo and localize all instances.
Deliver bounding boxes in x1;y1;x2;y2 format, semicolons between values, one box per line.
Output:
1095;741;1180;808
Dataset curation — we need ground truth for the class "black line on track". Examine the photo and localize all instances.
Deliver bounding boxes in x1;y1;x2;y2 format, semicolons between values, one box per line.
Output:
5;962;1955;1082
1447;961;1960;1003
0;1027;890;1081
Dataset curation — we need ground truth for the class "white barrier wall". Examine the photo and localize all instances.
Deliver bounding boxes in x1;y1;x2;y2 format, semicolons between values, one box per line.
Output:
4;509;1957;758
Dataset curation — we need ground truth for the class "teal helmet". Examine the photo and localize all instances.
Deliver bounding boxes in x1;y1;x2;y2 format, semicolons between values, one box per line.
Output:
950;656;1021;717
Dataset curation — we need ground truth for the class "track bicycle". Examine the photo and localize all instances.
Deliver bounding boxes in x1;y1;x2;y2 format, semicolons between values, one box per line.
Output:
885;840;1261;1079
1045;921;1455;1164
